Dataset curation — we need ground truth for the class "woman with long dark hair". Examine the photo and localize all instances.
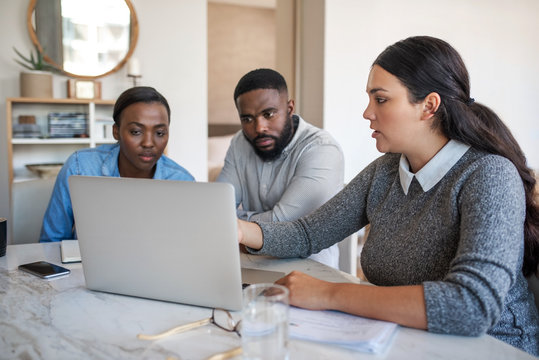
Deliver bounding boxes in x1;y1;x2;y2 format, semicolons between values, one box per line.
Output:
238;36;539;355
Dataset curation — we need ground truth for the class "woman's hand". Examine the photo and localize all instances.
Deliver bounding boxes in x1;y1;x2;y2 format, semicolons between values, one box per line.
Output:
237;219;263;250
237;219;245;244
276;271;428;330
275;271;334;310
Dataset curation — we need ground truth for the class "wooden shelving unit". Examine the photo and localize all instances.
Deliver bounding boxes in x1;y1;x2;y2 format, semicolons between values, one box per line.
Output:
6;97;116;184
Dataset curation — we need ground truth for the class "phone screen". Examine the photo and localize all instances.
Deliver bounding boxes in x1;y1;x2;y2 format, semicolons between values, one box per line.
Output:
19;261;71;279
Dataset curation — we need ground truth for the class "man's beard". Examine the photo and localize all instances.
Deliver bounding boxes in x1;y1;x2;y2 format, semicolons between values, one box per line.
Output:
245;115;295;161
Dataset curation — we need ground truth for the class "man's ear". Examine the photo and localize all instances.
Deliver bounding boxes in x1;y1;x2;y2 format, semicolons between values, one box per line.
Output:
287;99;295;116
113;124;120;140
421;92;441;120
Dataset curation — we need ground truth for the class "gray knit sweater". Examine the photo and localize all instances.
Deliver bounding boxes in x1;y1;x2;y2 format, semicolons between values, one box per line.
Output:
253;148;539;355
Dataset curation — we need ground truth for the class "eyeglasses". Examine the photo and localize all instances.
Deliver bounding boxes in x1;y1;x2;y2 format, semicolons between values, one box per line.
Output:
137;308;242;341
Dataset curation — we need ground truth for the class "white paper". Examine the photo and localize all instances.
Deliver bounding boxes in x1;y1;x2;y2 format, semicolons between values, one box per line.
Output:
288;307;397;353
61;240;81;263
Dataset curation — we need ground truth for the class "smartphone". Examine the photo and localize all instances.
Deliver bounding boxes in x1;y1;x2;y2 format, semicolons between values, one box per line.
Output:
19;261;71;279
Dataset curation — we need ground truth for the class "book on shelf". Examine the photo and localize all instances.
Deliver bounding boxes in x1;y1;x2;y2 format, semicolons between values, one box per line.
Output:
47;112;88;138
95;117;115;140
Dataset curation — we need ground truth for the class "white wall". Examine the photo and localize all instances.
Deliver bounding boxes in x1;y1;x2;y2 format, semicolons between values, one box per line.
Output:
132;0;208;182
324;0;539;182
0;0;208;227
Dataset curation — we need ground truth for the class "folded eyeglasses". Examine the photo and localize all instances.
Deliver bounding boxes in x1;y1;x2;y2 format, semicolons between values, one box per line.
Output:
137;308;241;340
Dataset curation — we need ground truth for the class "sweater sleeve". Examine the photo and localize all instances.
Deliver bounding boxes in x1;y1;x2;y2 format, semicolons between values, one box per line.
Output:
251;156;378;257
423;156;525;336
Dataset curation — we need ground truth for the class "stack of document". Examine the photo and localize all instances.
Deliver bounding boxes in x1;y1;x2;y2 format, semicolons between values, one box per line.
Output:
289;307;398;354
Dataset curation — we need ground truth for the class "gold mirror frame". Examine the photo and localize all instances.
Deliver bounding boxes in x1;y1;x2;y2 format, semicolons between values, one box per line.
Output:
26;0;139;79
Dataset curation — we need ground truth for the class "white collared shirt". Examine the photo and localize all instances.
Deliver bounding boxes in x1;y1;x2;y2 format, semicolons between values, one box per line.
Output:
399;140;471;195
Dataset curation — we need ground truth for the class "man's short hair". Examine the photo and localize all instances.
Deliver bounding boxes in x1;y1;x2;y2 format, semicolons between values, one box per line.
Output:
233;68;288;101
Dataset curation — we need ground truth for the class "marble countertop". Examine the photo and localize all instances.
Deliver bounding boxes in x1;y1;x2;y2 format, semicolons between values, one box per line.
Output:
1;243;535;360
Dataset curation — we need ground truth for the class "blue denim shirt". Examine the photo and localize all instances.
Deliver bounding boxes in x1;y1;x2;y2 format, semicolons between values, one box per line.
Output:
40;143;194;242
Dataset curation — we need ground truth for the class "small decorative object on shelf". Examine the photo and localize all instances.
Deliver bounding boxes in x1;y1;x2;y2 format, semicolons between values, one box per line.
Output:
18;115;36;124
95;117;115;140
127;57;142;87
13;115;41;138
67;79;102;99
26;163;64;179
13;46;58;98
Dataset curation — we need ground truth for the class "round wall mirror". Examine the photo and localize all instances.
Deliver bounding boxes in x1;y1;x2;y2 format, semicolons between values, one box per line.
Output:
27;0;139;79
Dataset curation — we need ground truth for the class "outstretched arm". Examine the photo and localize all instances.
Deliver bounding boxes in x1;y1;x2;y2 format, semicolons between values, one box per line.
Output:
275;271;427;329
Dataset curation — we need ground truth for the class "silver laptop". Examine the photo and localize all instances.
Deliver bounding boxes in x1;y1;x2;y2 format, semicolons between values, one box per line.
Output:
69;175;284;311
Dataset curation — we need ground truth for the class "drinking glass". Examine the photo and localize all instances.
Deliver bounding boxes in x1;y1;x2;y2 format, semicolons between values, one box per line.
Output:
241;283;289;360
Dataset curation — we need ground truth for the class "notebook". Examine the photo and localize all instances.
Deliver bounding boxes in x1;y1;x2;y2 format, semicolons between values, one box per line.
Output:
68;175;284;311
60;239;81;263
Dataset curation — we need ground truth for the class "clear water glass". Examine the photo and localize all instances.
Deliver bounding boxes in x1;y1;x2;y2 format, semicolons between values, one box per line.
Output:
242;283;289;360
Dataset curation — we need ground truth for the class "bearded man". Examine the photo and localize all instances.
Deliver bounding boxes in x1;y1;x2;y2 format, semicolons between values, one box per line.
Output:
217;68;344;269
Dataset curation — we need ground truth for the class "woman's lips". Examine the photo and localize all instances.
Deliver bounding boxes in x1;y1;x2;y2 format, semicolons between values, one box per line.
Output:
139;153;156;162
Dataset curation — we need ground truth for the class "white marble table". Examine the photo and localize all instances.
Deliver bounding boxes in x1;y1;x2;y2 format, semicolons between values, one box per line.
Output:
1;243;535;360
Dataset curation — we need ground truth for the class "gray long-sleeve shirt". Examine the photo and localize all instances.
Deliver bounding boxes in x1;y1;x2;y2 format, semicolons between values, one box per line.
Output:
251;144;539;355
217;116;344;269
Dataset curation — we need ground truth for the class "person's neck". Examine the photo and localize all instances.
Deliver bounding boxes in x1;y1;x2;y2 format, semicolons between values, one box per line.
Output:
287;114;299;142
405;134;449;173
119;167;155;179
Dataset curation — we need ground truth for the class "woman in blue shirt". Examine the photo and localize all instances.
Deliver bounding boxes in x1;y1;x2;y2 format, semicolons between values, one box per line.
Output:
40;86;194;241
